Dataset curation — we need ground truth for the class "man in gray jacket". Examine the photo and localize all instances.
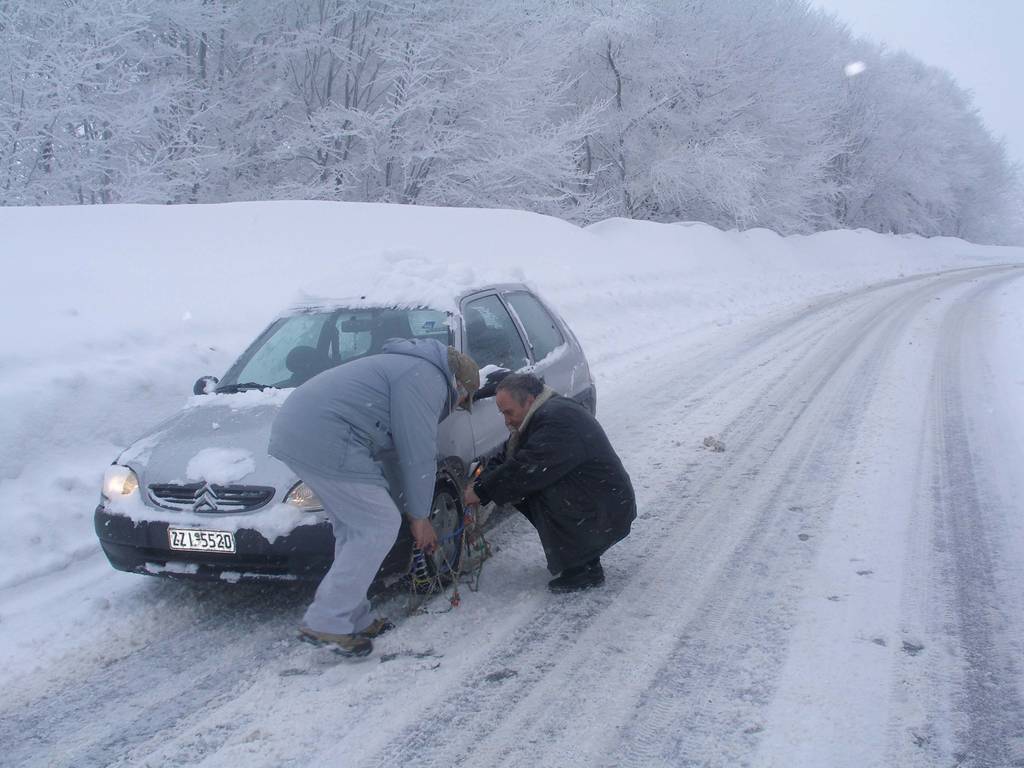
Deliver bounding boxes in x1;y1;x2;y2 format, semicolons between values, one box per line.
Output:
269;337;479;656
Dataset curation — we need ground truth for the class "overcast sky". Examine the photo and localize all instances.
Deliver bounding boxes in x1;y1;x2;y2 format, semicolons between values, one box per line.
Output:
813;0;1023;167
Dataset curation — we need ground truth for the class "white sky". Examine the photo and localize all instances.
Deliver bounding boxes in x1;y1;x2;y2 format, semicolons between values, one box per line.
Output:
813;0;1024;167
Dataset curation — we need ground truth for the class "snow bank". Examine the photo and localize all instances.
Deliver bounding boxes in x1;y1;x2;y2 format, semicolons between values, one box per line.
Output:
1;201;1020;589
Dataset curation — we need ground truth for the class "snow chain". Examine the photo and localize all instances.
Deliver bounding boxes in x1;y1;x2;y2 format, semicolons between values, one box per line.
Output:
407;506;492;616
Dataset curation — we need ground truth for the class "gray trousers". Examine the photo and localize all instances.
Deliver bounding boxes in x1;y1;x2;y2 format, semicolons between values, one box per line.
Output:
297;471;402;635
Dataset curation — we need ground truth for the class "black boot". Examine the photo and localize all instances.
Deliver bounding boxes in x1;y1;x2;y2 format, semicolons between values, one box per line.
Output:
548;558;605;593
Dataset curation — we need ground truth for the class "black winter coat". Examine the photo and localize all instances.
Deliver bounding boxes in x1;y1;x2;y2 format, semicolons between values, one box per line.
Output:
474;396;636;574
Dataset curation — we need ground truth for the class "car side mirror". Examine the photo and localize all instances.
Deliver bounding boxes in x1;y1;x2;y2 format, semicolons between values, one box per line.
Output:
193;376;219;395
474;368;511;401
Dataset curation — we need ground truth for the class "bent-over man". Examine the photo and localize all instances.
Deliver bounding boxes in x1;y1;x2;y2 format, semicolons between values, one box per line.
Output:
269;338;478;656
465;373;635;592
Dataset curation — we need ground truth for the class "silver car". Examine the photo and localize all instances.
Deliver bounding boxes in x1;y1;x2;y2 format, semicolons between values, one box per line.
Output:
95;283;596;583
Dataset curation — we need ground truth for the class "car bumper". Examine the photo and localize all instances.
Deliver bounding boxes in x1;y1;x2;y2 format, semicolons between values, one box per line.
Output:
94;505;334;582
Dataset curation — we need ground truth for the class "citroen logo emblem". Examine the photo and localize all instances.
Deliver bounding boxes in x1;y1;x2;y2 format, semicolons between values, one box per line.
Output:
192;485;219;512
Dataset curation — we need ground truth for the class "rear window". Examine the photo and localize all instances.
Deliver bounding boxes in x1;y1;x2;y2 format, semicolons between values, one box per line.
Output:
504;291;565;362
463;294;531;371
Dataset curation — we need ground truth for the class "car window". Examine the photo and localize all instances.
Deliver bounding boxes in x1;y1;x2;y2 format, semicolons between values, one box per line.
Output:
504;291;565;362
331;310;399;358
407;310;451;341
463;294;530;371
221;308;450;389
232;313;323;387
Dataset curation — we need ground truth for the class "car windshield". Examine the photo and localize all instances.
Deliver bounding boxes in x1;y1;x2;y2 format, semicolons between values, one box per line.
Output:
218;307;451;390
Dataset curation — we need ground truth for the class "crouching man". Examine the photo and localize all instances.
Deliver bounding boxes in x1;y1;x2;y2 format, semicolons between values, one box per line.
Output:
465;373;636;592
269;339;478;656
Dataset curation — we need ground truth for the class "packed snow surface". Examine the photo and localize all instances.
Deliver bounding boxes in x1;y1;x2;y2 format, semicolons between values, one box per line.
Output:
1;201;1022;767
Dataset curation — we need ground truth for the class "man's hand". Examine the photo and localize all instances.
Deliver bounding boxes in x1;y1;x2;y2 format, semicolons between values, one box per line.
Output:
463;483;481;507
409;517;438;554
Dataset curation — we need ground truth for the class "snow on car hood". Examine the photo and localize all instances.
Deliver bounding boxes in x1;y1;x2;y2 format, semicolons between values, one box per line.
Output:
185;448;256;485
116;391;297;499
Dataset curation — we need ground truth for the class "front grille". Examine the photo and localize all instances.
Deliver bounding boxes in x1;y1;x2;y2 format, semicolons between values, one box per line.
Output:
149;482;203;507
148;483;275;513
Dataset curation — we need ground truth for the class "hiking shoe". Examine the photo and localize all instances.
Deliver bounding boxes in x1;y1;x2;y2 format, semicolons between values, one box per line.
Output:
548;560;605;593
358;618;395;639
298;626;373;657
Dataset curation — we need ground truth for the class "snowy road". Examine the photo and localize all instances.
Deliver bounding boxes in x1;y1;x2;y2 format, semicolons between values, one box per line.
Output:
3;265;1024;768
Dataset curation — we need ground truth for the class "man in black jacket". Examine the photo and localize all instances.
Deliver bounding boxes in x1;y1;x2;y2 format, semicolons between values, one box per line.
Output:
464;373;636;592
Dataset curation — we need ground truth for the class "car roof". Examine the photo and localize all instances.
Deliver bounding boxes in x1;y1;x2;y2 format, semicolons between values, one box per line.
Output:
281;282;532;317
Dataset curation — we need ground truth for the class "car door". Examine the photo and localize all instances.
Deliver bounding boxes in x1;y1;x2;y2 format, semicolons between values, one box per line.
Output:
461;291;532;459
501;289;577;399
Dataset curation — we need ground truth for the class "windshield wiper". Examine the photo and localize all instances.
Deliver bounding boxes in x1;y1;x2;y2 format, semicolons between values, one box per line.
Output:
214;382;275;394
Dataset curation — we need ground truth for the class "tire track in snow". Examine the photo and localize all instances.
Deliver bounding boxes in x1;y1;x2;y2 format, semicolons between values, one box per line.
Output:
594;267;1022;768
888;269;1024;767
0;581;311;768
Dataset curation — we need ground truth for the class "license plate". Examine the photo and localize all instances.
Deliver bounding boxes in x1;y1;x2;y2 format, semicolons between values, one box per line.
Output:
168;527;236;553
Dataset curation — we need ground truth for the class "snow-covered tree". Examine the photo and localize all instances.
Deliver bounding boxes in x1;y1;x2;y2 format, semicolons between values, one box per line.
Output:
247;0;598;217
563;1;850;231
0;0;1018;243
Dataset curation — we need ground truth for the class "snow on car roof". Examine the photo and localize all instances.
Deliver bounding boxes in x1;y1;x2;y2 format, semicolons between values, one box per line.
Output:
282;281;532;317
275;250;484;314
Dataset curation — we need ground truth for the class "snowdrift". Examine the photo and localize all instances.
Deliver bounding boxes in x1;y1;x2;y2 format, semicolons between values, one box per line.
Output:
1;201;1020;589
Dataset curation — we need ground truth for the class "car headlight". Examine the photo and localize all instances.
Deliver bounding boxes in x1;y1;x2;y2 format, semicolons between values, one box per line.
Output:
284;481;323;512
102;465;139;500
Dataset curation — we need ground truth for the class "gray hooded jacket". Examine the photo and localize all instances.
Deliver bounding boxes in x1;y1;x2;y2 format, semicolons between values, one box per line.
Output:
268;338;456;519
